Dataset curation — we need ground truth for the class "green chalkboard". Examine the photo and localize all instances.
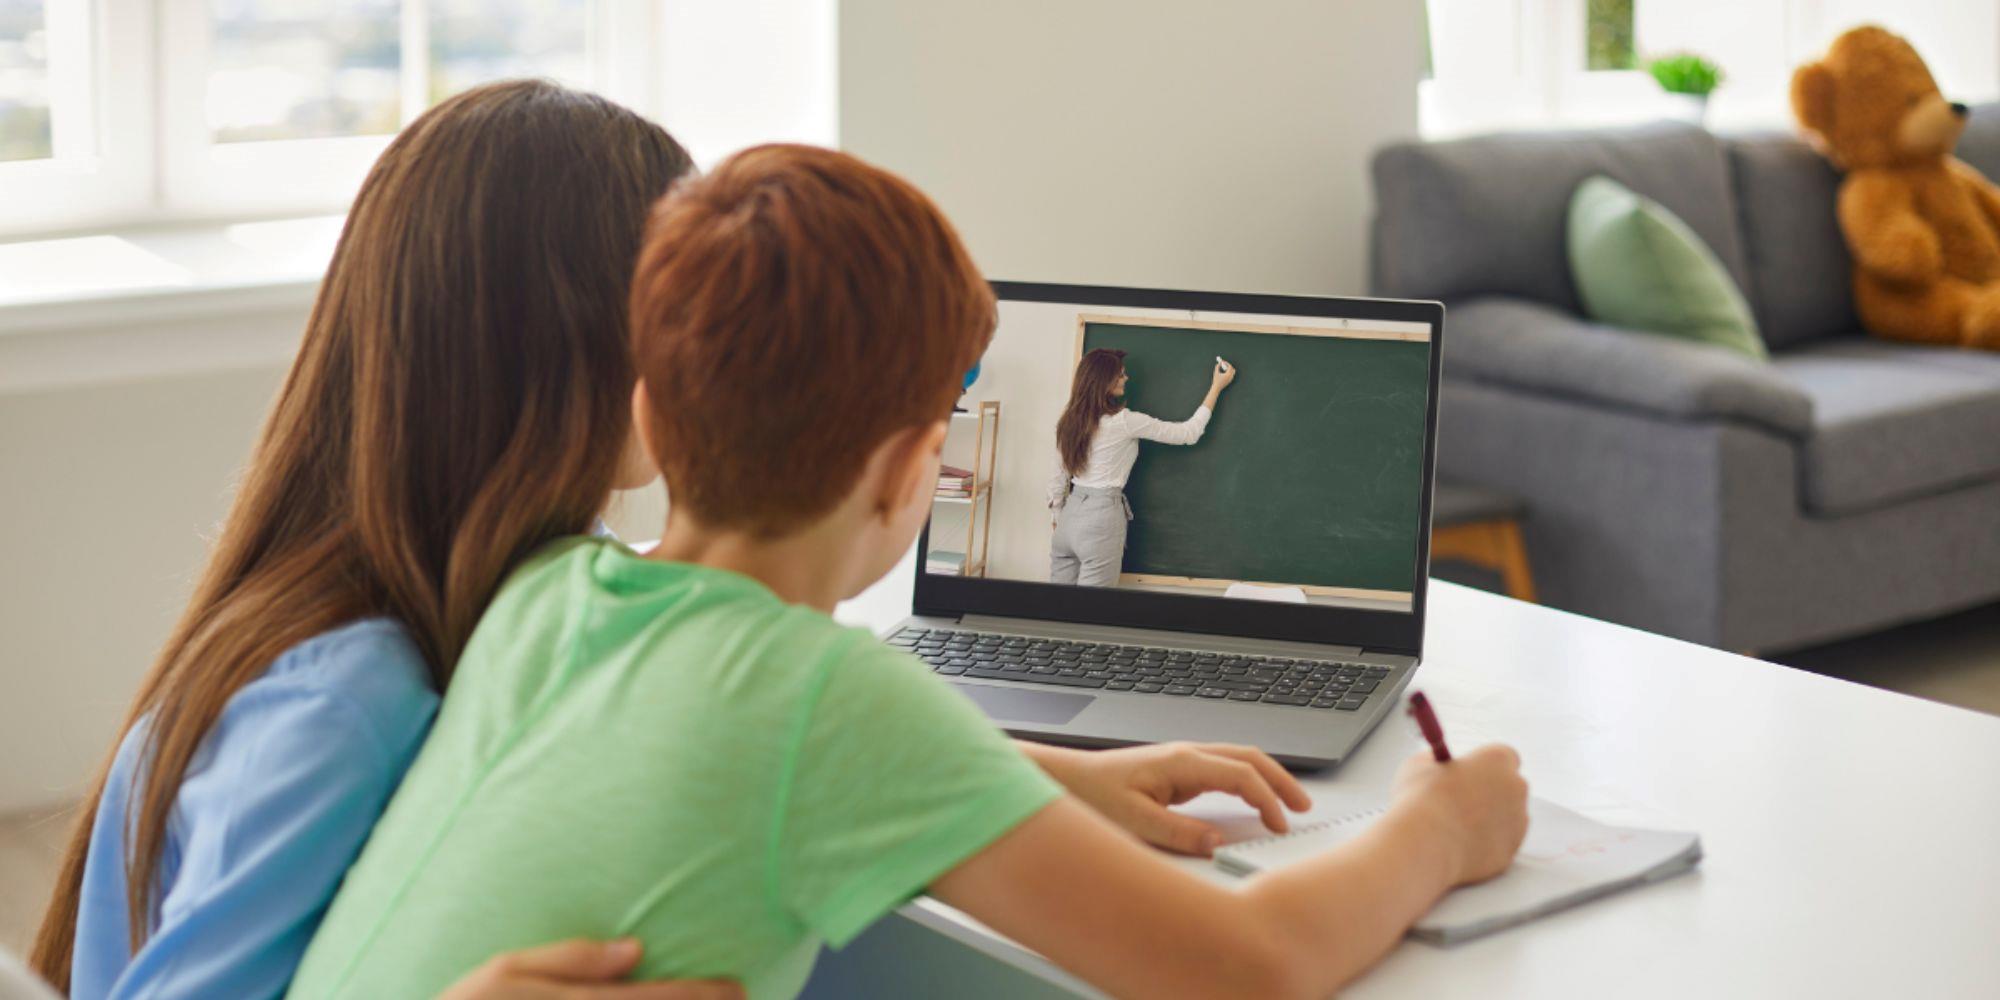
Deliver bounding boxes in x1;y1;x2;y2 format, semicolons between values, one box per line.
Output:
1079;319;1430;595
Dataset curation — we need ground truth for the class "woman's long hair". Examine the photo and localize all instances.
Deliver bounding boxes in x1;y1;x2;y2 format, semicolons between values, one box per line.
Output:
30;80;693;988
1055;348;1128;478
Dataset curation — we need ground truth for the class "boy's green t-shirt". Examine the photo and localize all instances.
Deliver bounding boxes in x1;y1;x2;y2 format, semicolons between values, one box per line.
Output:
288;537;1062;999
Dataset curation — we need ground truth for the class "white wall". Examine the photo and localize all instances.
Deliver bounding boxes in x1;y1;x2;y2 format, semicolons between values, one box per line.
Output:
655;0;838;165
837;0;1424;297
0;306;666;812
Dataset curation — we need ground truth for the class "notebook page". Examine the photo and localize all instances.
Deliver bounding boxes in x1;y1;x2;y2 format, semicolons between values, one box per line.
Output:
1215;798;1700;944
1416;799;1700;940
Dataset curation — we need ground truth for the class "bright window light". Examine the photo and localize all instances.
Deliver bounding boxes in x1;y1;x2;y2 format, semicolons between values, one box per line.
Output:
0;0;49;162
0;0;838;240
207;0;402;143
430;0;589;101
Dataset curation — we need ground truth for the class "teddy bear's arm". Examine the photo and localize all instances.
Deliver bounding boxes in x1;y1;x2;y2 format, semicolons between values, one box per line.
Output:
1948;157;2000;233
1839;173;1944;284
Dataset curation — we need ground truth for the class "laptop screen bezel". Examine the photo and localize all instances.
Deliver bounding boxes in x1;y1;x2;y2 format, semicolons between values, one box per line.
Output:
913;281;1444;659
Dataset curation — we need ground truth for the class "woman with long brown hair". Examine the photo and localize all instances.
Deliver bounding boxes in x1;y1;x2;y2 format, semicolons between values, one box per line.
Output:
31;81;731;1000
1047;348;1236;586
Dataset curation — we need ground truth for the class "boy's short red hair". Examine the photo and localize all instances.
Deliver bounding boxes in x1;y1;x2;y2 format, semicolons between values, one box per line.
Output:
630;144;994;536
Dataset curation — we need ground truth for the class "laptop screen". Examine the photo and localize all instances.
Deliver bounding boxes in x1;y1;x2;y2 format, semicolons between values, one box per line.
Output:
918;284;1439;636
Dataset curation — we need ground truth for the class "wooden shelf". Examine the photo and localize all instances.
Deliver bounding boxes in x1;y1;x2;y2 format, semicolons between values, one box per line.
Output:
932;481;991;505
937;400;998;579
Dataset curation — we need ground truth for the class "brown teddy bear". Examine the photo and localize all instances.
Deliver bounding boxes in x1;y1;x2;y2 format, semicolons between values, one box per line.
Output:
1792;26;2000;350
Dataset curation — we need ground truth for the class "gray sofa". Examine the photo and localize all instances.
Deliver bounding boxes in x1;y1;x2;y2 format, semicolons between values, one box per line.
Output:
1371;109;2000;652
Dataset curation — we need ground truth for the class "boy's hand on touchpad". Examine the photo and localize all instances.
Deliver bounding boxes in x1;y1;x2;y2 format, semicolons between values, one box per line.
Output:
1027;741;1312;856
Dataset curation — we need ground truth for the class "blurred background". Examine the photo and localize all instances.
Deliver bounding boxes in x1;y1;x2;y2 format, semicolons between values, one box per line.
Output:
4;0;1999;953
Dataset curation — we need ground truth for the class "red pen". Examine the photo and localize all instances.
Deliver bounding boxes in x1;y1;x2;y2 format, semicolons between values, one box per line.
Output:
1407;691;1452;762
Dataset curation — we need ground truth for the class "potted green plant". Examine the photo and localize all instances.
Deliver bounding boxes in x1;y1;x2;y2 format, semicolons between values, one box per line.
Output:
1647;53;1724;124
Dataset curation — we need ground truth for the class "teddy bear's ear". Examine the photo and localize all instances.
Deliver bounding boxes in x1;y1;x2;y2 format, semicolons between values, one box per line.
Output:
1791;62;1837;136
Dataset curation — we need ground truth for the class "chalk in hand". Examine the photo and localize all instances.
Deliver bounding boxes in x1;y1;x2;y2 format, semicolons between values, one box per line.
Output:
1215;356;1230;373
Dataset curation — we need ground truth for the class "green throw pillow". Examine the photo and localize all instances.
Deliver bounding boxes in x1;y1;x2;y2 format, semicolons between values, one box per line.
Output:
1566;175;1768;360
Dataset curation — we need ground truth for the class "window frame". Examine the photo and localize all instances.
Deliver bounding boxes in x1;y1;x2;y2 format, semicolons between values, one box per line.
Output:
0;0;669;239
0;0;153;237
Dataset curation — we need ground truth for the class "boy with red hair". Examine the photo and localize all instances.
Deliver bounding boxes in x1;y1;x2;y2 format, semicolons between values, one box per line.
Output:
290;145;1528;1000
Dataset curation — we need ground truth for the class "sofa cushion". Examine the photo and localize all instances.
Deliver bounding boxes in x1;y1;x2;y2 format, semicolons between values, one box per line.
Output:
1371;121;1752;316
1568;175;1767;359
1771;338;2000;514
1724;134;1857;350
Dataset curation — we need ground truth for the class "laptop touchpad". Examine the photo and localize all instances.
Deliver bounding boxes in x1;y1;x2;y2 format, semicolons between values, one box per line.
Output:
952;683;1092;725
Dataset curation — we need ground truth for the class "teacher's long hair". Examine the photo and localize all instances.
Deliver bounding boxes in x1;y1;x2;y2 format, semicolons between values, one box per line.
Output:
1056;348;1129;477
30;81;693;989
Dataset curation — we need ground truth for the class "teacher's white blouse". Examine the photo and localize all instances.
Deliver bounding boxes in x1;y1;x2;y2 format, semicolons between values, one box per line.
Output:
1046;405;1211;508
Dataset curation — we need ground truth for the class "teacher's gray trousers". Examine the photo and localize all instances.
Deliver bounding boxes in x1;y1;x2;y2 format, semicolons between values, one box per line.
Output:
1050;485;1131;587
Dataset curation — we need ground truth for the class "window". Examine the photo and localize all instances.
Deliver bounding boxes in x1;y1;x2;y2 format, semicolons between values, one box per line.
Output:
0;0;50;162
430;0;590;100
0;1;836;240
1584;0;1634;72
0;2;149;235
207;0;403;144
160;0;608;219
1423;0;2000;138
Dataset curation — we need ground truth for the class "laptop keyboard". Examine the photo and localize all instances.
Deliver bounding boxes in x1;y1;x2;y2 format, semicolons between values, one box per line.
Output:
890;627;1390;711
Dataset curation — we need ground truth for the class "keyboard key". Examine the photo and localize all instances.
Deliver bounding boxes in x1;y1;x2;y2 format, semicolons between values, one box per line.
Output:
1106;681;1134;691
1134;682;1163;693
1205;679;1270;693
1262;694;1311;706
1310;698;1342;709
964;668;1104;689
1228;691;1262;702
1196;688;1229;698
1351;680;1379;694
1165;684;1198;695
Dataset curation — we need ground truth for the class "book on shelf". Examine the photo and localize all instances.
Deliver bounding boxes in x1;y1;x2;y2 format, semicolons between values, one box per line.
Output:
927;550;966;574
939;464;974;478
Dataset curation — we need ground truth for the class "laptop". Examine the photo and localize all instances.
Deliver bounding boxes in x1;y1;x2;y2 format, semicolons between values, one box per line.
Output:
885;282;1446;770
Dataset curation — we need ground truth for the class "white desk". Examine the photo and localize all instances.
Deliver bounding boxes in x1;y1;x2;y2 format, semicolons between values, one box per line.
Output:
819;558;2000;998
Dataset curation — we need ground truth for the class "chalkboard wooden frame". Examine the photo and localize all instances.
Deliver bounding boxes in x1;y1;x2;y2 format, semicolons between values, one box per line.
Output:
915;282;1445;659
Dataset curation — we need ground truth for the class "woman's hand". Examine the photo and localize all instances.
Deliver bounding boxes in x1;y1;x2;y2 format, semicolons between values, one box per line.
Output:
1018;741;1311;855
440;939;743;1000
1210;359;1237;391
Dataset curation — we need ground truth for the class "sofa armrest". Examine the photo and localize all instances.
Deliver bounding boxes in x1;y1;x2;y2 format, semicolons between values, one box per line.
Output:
1445;298;1814;437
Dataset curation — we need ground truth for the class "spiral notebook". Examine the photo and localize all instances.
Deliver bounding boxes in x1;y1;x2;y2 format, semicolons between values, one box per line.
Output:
1215;798;1702;945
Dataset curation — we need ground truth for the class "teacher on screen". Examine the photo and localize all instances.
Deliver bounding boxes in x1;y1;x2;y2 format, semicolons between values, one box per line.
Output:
1047;348;1236;586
